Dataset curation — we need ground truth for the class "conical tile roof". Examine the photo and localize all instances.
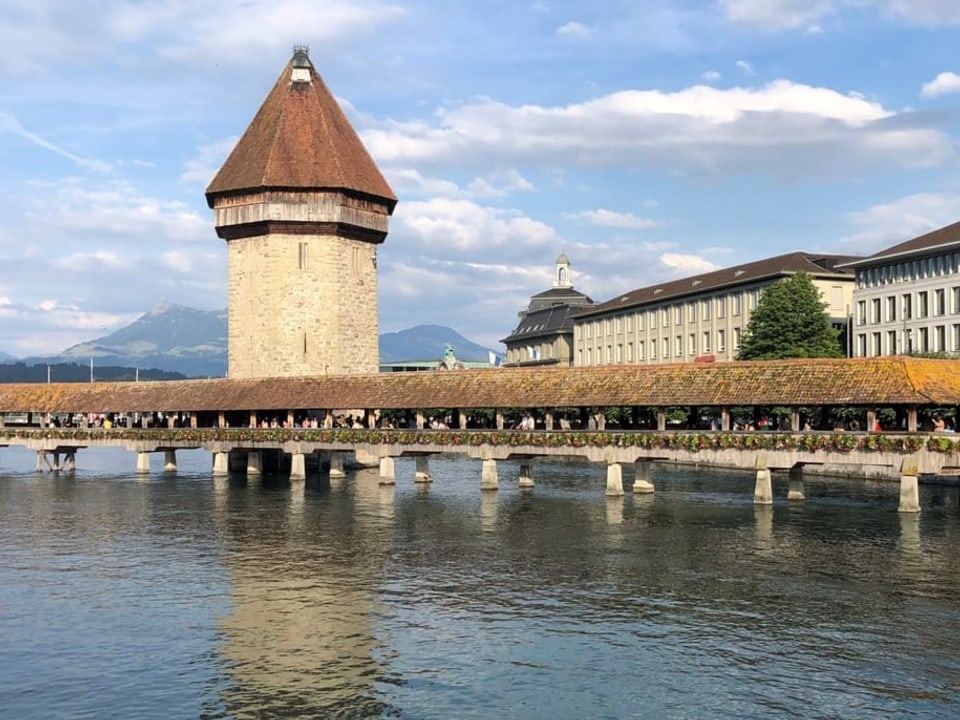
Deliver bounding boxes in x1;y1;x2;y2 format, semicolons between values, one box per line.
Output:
206;48;396;210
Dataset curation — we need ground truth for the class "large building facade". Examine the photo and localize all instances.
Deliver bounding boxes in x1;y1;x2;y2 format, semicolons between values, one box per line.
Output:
845;220;960;357
206;47;396;379
501;254;594;367
573;252;857;366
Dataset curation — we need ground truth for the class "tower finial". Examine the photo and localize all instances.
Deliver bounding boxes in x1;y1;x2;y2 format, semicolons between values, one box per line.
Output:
291;45;312;83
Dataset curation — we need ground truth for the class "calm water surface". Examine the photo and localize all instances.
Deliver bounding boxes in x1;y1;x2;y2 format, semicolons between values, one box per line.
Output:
1;446;959;719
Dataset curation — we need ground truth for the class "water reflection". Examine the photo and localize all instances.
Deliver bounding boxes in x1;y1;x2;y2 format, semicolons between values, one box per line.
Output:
212;471;397;718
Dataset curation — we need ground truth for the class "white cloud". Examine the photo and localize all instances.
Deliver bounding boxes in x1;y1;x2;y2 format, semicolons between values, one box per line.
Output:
719;0;960;31
735;60;754;75
567;209;659;229
181;137;238;184
556;21;593;40
720;0;834;31
703;70;722;82
395;198;556;255
839;192;960;252
660;253;719;275
0;0;405;76
363;80;950;177
921;71;960;98
0;111;111;173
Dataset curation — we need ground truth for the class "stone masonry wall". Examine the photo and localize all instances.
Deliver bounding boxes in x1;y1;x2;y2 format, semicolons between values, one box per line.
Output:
227;232;379;378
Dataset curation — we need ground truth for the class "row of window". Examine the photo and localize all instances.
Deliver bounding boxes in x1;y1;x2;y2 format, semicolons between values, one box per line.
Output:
856;288;960;325
578;292;756;339
857;253;960;289
856;325;960;356
579;328;743;364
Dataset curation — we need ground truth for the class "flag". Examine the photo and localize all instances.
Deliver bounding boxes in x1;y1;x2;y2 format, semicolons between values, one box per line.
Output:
488;351;502;367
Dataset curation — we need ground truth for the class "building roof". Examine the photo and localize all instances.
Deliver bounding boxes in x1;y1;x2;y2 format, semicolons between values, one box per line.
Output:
577;252;858;319
501;304;582;344
205;47;396;210
2;357;960;413
527;286;594;312
841;219;960;268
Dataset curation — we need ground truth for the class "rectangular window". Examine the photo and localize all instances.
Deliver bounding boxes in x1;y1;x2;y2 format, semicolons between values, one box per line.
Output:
871;298;881;323
688;333;696;356
627;342;634;362
887;330;897;356
605;345;611;363
298;242;309;270
919;291;929;318
626;315;633;332
732;295;742;316
674;305;682;325
856;300;866;325
675;335;683;357
871;332;881;356
830;286;843;310
936;289;946;316
577;349;583;365
886;296;897;322
919;327;929;352
616;344;622;362
936;325;946;352
903;294;912;319
718;329;726;353
615;317;622;333
636;313;644;331
856;334;867;357
748;289;759;310
703;331;711;353
717;296;726;319
650;341;656;359
953;288;960;314
638;341;645;360
733;327;742;350
953;325;960;352
662;308;669;327
701;299;712;321
663;338;669;357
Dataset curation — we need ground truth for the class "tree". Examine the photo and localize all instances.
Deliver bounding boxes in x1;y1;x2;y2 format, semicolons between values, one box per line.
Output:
737;271;844;360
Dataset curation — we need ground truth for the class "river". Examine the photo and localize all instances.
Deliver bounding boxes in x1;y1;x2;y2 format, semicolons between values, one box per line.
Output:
1;447;958;719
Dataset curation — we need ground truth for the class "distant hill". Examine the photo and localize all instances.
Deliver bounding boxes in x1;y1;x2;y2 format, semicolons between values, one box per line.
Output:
2;306;495;379
23;301;228;378
379;324;495;363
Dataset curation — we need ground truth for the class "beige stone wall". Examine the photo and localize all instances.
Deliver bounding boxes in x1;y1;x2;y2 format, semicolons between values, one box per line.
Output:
228;233;379;378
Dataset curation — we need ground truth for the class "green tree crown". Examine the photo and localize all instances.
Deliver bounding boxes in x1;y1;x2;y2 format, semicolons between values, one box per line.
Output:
737;271;844;360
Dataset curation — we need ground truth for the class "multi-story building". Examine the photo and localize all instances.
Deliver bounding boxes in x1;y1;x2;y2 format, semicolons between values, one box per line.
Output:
844;220;960;357
573;252;857;366
501;254;594;367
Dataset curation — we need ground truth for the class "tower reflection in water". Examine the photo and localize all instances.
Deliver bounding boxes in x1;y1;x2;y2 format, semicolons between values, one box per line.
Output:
212;468;398;718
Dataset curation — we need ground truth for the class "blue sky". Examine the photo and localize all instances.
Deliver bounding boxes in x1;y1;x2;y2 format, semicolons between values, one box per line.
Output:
2;0;960;358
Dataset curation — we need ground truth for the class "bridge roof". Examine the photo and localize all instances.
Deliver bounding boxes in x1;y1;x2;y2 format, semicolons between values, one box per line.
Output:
2;357;960;414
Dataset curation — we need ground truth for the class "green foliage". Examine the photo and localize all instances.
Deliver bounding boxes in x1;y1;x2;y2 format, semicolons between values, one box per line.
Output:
737;271;844;360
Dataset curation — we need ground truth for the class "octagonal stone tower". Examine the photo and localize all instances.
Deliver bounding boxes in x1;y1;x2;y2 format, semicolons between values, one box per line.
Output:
206;46;396;378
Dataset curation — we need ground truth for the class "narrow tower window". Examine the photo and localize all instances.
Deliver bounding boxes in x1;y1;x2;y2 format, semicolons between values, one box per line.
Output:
298;242;308;270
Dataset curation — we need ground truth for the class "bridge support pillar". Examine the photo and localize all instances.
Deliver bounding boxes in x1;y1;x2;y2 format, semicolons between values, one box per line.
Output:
754;469;773;505
787;465;805;501
163;450;177;474
35;451;44;473
329;451;346;478
898;458;920;513
518;461;534;489
247;450;262;476
379;456;396;485
414;456;432;483
632;460;655;494
212;451;228;477
481;459;499;491
606;463;624;496
290;453;306;481
63;450;76;473
136;451;150;475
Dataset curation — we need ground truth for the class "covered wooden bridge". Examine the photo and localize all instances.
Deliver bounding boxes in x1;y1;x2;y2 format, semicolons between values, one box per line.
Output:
0;356;958;431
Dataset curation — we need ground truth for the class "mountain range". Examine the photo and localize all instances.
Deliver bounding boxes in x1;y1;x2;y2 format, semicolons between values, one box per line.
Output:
4;302;497;378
